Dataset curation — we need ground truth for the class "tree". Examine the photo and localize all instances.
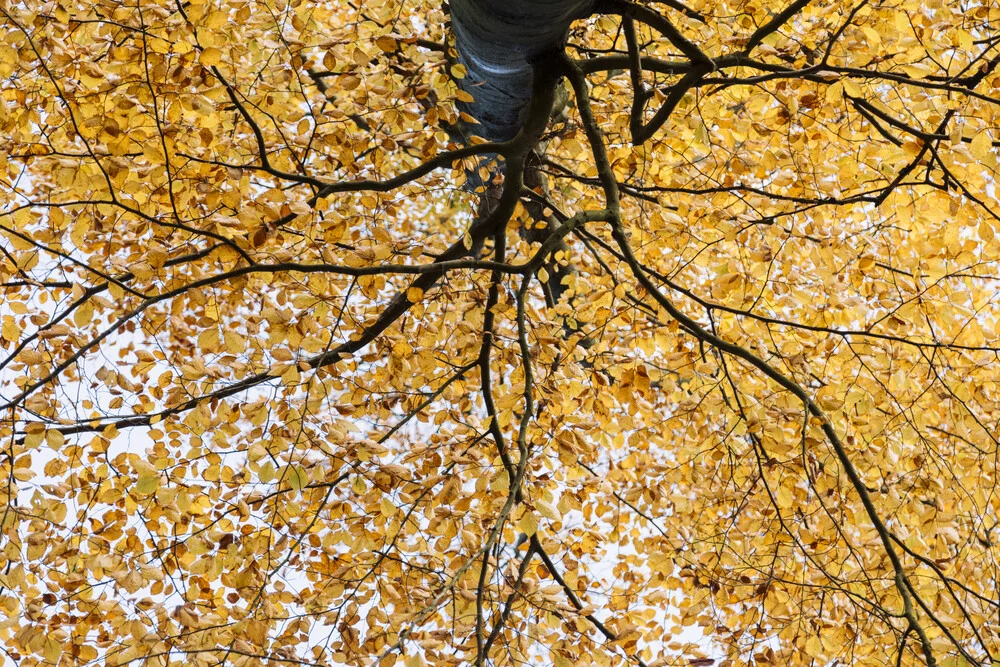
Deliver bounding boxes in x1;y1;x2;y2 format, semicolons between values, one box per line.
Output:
2;0;1000;664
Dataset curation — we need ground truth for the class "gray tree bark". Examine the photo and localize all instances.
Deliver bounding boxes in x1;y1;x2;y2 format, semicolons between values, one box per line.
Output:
450;0;593;142
449;0;594;315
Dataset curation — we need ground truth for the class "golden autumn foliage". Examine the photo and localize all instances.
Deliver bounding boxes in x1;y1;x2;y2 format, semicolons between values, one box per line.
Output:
4;0;1000;665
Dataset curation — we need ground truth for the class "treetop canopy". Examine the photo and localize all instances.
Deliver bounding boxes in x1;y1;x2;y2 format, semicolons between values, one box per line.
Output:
2;0;1000;665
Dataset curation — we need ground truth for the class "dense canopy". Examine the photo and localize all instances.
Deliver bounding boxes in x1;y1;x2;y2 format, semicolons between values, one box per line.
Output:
3;0;1000;666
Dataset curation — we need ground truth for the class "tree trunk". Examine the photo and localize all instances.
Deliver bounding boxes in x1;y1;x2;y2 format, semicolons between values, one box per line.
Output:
450;0;593;317
451;0;593;142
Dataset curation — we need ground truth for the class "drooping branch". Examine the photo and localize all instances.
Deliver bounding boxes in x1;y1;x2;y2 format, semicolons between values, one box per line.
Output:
563;51;942;667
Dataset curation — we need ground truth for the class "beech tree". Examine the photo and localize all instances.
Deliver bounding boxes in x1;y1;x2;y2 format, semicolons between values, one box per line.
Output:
4;0;1000;665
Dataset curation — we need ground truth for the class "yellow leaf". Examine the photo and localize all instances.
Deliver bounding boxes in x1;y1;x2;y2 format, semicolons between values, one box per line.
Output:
406;287;424;303
200;47;223;67
287;465;309;490
518;511;538;536
258;462;276;483
842;79;862;98
825;80;844;104
971;131;992;161
536;499;560;521
0;45;17;77
45;430;65;450
224;330;246;353
490;470;509;493
198;327;220;351
246;619;268;645
42;636;63;663
1;318;20;342
204;10;228;29
136;475;159;495
376;36;398;53
979;222;995;243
